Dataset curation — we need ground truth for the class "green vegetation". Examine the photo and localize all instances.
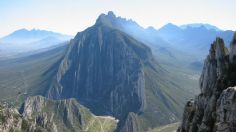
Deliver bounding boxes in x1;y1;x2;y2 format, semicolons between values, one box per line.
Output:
21;119;29;131
0;44;68;107
9;127;14;132
0;113;6;123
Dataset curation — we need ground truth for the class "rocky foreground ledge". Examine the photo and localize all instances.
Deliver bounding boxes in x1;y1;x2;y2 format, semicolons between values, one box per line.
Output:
0;96;118;132
178;32;236;132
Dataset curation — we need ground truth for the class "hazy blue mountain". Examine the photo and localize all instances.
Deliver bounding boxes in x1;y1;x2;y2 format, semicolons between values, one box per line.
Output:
0;28;72;44
0;29;72;59
157;23;234;58
95;12;201;74
180;23;221;31
103;14;233;61
95;11;171;49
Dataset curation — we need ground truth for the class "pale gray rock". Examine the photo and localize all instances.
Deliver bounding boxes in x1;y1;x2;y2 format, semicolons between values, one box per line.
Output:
178;33;236;132
0;102;34;132
216;87;236;132
20;96;118;132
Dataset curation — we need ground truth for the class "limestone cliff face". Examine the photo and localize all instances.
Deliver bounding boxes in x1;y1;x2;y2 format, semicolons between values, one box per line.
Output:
178;32;236;132
46;20;151;122
216;87;236;131
120;112;141;132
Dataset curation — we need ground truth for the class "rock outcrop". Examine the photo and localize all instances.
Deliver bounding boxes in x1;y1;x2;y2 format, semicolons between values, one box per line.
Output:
0;96;118;132
19;96;118;132
0;102;34;132
216;87;236;132
120;112;141;132
178;32;236;132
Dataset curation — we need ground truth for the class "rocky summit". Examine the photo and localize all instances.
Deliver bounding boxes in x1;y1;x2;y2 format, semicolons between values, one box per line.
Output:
178;32;236;132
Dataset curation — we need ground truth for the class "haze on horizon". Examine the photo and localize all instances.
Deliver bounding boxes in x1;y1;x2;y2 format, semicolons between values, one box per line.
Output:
0;0;235;37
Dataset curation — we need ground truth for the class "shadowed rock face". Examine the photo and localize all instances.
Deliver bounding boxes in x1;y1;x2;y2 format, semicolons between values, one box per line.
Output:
46;21;151;122
230;33;236;63
178;33;236;132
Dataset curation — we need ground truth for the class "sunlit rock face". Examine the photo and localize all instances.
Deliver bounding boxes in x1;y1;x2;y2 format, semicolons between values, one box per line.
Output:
178;33;236;132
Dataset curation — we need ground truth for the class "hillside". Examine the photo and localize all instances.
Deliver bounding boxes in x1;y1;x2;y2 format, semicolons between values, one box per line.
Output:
0;44;68;106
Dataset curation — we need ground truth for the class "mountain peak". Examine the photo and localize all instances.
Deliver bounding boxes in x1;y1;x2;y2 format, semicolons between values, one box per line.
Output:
165;23;179;28
0;28;71;44
95;11;139;30
15;28;28;32
146;26;156;30
107;11;116;17
159;23;180;31
95;11;117;27
158;23;182;34
180;23;221;31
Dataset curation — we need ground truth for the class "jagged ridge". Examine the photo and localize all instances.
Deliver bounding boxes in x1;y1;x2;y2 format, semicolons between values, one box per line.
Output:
19;96;118;132
178;32;236;132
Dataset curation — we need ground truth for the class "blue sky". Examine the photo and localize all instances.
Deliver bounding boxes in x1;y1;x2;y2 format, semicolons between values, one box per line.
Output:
0;0;235;37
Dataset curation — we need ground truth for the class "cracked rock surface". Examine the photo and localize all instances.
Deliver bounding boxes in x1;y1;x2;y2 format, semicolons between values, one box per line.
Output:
178;32;236;132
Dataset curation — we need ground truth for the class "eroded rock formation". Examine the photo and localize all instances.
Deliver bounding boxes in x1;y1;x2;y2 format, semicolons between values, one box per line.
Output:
0;96;118;132
178;32;236;132
20;96;118;132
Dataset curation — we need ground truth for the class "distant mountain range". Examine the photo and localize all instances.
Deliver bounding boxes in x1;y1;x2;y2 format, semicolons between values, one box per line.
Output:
0;28;72;44
157;23;234;58
93;11;234;60
1;15;234;60
0;29;72;59
180;23;221;31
